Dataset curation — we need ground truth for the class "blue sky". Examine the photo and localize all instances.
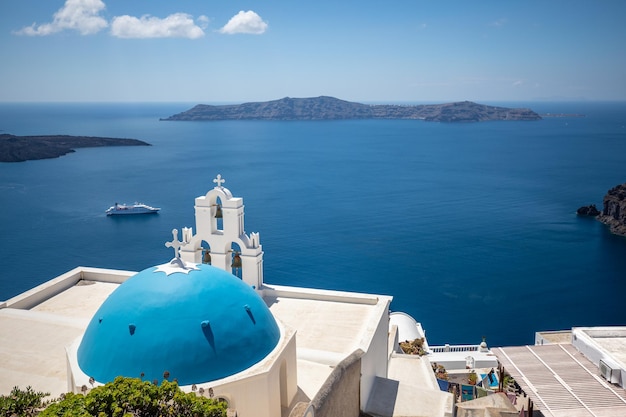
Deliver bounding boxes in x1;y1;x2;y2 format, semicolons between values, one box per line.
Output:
1;0;625;103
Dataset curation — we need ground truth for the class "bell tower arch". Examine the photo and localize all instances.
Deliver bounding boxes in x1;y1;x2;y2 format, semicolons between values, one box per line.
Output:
179;175;264;290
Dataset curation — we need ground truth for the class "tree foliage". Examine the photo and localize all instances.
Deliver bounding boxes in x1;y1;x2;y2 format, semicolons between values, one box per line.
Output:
0;386;51;417
39;377;227;417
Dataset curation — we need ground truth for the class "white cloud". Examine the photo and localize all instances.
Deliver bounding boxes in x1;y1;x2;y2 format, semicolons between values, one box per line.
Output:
512;80;523;87
15;0;108;36
219;10;268;35
197;15;210;30
110;13;205;39
14;2;245;40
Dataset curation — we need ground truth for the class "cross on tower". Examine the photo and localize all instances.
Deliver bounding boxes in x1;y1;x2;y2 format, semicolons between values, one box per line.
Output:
213;174;225;188
165;228;186;259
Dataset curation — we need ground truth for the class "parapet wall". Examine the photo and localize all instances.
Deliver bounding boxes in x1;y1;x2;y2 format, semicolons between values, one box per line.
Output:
290;349;364;417
2;267;135;310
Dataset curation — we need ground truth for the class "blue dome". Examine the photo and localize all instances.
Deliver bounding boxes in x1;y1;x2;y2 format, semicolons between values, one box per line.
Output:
77;264;280;385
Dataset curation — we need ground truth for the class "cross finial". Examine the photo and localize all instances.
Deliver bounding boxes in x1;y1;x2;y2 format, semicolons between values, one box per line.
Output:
213;174;225;188
165;228;186;259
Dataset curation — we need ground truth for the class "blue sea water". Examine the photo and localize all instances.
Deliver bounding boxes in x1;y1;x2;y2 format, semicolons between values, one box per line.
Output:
1;101;625;347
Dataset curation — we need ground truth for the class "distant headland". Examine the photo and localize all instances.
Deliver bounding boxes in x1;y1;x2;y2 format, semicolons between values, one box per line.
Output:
161;96;542;122
0;134;150;163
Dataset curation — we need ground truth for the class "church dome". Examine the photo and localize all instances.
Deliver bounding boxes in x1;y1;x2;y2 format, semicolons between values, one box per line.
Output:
77;263;281;386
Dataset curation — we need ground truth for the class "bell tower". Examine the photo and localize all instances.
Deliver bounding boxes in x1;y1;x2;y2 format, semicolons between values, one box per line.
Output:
179;175;264;290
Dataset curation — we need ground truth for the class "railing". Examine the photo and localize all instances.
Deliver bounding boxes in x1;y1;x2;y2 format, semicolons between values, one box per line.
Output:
429;344;481;353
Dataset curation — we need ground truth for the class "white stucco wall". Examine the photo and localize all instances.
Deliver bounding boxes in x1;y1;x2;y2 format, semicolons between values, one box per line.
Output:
207;329;297;417
572;326;626;387
359;296;392;410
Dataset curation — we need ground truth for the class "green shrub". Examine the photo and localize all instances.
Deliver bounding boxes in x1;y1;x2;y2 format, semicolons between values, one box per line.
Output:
0;386;51;417
40;377;227;417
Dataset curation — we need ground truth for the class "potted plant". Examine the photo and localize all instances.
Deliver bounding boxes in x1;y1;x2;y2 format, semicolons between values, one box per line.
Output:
468;370;478;385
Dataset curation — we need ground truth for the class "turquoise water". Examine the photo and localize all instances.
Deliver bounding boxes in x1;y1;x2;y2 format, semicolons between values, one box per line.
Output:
1;101;625;346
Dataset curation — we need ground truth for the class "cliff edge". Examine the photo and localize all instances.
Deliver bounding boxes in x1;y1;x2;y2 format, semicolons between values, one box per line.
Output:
597;183;626;236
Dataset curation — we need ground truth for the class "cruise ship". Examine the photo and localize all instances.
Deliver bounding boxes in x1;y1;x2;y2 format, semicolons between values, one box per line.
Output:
105;202;160;215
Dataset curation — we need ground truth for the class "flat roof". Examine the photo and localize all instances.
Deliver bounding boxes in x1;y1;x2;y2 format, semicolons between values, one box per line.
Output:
576;327;626;370
0;280;118;396
494;344;626;417
594;337;626;369
266;293;377;356
31;280;118;319
264;284;391;401
536;330;572;344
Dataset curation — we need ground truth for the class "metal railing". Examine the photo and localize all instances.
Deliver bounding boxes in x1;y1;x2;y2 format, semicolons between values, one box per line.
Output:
429;344;481;353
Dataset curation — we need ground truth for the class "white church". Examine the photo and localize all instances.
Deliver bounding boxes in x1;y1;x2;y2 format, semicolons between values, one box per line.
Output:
0;175;454;417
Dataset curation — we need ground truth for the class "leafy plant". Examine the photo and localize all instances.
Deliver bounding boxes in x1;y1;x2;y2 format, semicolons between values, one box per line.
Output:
40;377;227;417
503;373;517;393
0;386;51;417
39;393;88;417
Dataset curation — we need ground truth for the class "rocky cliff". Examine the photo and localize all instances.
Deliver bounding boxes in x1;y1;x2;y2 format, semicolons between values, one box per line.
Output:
597;183;626;236
162;96;542;122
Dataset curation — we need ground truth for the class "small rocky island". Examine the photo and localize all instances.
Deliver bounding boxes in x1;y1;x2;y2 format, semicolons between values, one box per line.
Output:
0;134;150;163
597;183;626;236
162;96;541;122
578;183;626;237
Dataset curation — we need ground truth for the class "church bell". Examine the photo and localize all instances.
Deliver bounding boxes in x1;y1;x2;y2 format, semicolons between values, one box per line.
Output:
231;252;242;268
202;249;211;265
214;204;223;218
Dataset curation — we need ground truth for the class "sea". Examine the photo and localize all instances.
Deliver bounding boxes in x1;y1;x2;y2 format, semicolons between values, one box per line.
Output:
1;101;625;348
